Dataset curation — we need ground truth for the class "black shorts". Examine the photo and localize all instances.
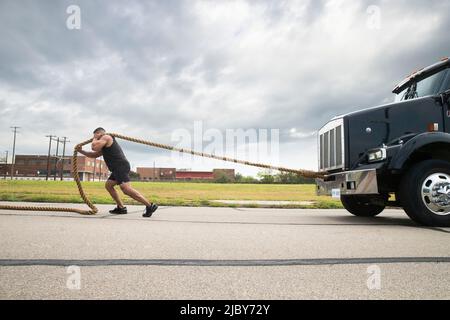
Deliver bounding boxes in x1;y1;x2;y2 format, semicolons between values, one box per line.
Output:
107;164;131;185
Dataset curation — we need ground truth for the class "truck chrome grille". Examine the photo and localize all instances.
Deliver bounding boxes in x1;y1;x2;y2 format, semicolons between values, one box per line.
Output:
319;118;345;171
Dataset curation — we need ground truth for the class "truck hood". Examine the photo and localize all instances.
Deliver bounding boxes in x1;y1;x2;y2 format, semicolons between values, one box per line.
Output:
342;96;443;169
328;99;404;123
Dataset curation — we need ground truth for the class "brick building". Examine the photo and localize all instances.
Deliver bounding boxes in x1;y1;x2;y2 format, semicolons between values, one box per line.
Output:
136;167;235;182
176;170;215;181
137;167;176;181
0;155;110;181
0;155;236;182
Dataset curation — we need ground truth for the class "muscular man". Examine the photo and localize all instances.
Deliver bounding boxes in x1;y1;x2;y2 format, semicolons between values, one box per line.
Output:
76;127;158;217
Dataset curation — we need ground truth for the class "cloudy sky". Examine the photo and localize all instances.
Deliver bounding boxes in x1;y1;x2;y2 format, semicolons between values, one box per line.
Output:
0;0;449;176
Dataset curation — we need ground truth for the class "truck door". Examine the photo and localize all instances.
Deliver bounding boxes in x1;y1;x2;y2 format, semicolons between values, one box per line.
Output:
444;97;450;134
440;70;450;133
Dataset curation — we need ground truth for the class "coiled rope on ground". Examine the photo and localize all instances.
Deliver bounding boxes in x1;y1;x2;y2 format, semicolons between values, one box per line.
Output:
0;133;326;215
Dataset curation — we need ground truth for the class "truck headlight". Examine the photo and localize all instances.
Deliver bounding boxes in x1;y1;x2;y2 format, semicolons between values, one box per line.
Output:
367;148;386;162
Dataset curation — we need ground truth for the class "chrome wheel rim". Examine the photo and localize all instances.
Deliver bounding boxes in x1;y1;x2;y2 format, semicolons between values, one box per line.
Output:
421;172;450;216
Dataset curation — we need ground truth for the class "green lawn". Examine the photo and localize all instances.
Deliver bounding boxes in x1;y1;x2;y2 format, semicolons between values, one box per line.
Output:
0;180;342;209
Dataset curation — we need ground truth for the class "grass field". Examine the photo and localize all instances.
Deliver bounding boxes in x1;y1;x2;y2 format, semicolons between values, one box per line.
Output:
0;180;342;209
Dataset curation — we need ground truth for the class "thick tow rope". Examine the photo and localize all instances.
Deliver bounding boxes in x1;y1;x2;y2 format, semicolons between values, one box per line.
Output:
0;133;326;215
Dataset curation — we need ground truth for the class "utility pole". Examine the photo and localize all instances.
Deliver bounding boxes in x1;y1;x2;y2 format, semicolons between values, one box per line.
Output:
53;137;60;181
45;135;56;181
92;158;96;182
98;160;102;182
60;137;69;181
3;151;8;179
10;126;20;180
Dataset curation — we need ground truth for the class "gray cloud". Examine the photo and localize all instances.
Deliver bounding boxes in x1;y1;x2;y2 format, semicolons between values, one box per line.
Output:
0;0;449;174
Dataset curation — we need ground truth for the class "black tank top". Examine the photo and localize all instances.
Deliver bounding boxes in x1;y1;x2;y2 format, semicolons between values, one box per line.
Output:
102;136;129;170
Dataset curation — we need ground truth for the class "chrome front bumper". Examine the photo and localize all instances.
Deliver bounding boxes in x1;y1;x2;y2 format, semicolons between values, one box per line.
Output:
315;169;379;197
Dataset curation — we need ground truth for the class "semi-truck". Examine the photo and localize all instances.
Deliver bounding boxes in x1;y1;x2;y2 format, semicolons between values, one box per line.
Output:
316;57;450;227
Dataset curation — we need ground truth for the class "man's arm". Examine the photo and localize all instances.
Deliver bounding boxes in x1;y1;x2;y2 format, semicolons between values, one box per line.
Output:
76;146;102;158
91;135;112;152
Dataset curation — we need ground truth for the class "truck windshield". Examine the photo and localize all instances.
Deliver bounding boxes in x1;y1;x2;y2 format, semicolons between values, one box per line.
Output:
443;71;450;91
395;69;448;101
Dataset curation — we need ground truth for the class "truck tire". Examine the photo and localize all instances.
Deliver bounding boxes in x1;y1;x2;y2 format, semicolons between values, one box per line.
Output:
340;195;385;217
399;159;450;227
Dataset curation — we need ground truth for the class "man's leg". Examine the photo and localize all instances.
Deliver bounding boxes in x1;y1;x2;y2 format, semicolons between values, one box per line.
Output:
105;179;125;208
119;182;152;207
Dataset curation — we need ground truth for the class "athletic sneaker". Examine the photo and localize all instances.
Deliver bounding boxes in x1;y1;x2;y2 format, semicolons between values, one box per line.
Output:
143;203;158;217
109;206;128;214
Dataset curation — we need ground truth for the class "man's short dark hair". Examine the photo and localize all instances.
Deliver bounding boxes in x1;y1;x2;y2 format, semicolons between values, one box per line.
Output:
93;127;106;134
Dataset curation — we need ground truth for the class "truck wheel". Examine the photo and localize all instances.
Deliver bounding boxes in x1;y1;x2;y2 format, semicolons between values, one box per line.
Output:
340;195;385;217
399;159;450;227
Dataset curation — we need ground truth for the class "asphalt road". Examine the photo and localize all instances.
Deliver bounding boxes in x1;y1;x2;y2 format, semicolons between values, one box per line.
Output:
0;202;449;299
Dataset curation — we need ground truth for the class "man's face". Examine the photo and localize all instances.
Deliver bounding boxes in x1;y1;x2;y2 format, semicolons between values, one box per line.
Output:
93;131;105;140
